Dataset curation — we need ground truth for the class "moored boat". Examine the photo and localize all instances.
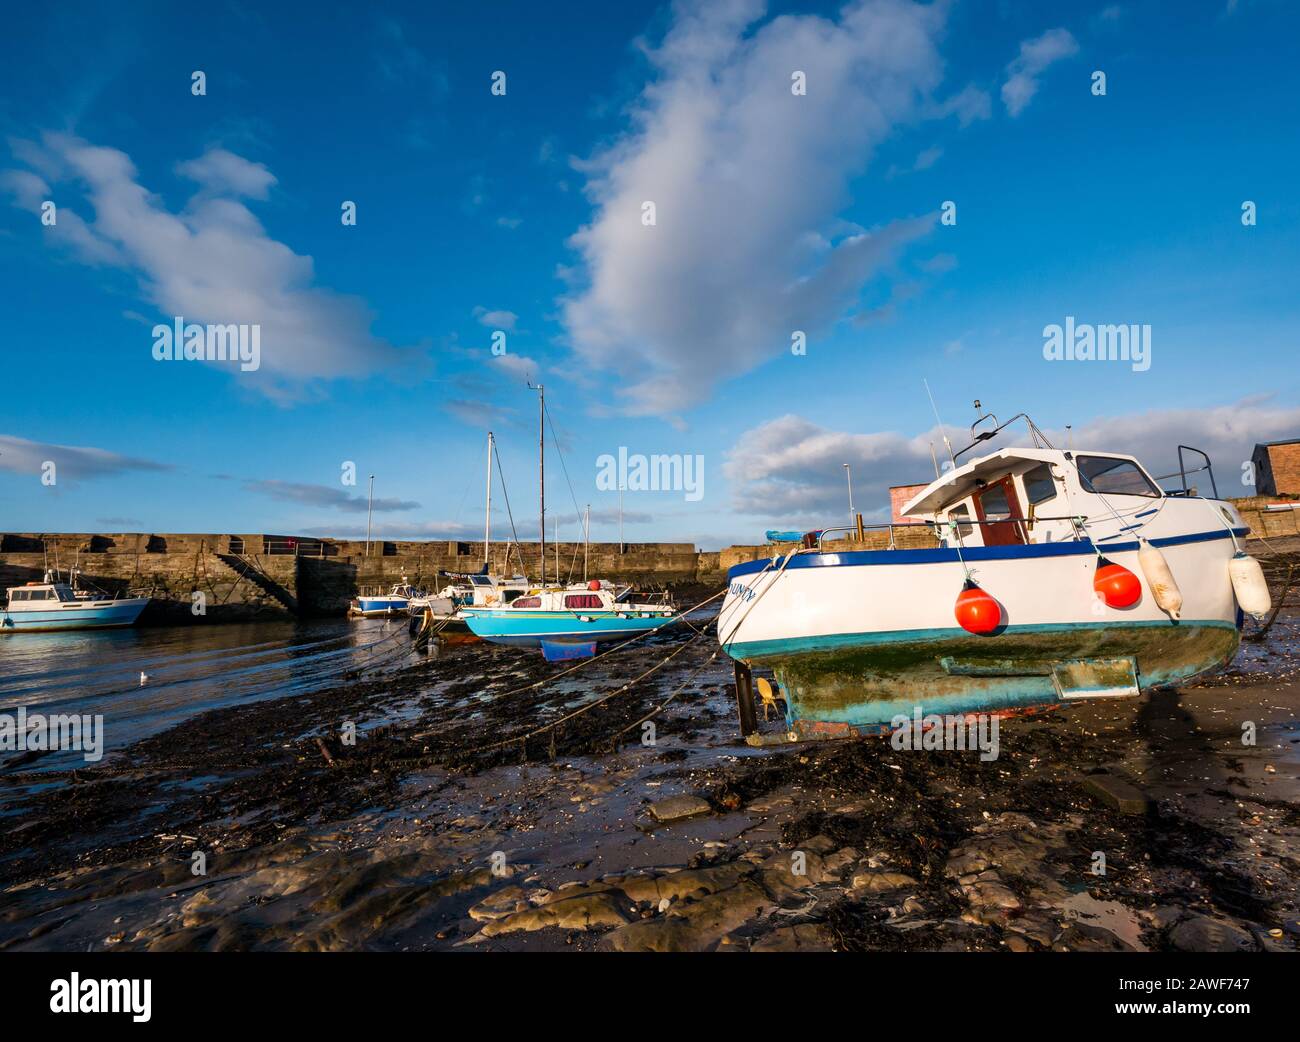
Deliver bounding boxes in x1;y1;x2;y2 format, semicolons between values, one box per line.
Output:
460;579;676;658
719;412;1266;737
2;579;149;633
349;581;423;618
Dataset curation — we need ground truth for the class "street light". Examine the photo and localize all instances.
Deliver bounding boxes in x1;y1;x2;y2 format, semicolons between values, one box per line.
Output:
365;475;375;557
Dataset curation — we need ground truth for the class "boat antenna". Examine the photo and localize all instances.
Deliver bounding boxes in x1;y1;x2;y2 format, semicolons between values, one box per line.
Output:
928;441;940;479
528;380;545;586
923;378;955;469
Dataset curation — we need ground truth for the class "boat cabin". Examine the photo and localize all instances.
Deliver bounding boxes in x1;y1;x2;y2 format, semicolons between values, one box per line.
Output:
900;447;1167;548
6;582;81;606
503;581;673;618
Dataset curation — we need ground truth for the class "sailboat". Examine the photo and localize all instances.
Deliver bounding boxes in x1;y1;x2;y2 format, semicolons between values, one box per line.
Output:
410;431;533;638
459;384;679;660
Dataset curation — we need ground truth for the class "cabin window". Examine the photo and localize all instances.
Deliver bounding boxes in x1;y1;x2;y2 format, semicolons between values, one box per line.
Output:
946;504;974;538
1023;463;1058;506
28;588;53;600
512;596;541;608
977;483;1013;520
564;594;603;609
11;590;30;601
1076;456;1160;498
503;590;524;603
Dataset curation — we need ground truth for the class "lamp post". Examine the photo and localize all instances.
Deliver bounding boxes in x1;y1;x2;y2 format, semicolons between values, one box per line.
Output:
365;475;375;557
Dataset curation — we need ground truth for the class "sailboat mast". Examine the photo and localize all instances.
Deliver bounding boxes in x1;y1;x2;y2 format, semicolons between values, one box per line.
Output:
584;503;589;581
535;383;545;586
484;431;493;569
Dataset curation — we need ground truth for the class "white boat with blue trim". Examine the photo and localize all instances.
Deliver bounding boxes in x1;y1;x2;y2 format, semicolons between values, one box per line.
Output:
2;578;149;633
460;580;677;659
350;581;424;618
719;413;1270;737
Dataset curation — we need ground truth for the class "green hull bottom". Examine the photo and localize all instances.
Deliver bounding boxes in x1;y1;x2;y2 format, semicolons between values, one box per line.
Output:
734;621;1241;736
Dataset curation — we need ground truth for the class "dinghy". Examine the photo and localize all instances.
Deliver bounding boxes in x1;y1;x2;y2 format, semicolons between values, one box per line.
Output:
719;411;1266;737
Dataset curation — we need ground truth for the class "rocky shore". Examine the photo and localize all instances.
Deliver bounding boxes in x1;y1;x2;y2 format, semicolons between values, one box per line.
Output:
2;607;1297;953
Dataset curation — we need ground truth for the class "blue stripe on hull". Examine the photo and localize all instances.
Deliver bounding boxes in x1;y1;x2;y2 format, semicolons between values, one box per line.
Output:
722;618;1237;660
461;611;670;647
1;602;148;632
727;526;1249;579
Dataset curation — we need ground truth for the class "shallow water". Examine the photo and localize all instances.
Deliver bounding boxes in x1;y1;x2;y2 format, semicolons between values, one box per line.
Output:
0;617;423;770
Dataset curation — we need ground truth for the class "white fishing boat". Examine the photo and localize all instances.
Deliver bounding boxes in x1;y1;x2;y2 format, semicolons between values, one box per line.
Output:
719;410;1270;737
2;575;149;633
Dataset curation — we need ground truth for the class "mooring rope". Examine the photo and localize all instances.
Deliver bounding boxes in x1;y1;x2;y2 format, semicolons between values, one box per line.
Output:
411;625;712;754
412;586;731;708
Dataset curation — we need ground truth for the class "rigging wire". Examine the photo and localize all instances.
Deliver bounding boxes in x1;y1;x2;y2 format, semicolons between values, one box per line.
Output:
491;435;526;579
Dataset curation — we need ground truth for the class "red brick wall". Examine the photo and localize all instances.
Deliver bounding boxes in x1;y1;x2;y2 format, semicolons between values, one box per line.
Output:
1268;443;1300;495
889;483;929;522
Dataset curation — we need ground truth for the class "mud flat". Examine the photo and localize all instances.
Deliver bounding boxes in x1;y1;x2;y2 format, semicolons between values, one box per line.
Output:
2;610;1297;953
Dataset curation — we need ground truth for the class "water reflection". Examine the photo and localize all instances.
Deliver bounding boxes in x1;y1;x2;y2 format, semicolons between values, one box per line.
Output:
0;618;419;771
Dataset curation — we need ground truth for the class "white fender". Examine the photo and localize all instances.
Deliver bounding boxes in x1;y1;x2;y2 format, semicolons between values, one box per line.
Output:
1138;540;1182;620
1228;552;1271;619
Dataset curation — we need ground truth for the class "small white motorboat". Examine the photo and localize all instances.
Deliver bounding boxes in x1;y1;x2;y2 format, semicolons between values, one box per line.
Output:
719;410;1269;736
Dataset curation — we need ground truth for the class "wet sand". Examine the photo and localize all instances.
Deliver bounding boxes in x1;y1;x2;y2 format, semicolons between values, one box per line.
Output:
2;602;1297;953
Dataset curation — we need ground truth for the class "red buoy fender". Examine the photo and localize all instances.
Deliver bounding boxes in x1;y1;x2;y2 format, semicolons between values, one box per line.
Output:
1094;558;1142;609
954;580;1001;635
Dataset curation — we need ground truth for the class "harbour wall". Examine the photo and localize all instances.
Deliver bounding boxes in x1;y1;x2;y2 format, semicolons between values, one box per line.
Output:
1;497;1293;623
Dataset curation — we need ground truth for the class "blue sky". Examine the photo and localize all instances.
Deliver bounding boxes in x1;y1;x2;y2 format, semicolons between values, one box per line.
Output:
1;0;1297;549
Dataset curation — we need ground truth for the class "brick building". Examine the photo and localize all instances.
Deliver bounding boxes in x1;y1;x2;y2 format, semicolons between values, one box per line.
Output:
1251;439;1300;496
889;482;931;523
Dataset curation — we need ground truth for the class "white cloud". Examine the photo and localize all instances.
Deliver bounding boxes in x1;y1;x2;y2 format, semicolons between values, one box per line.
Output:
176;148;276;198
723;413;938;524
473;306;518;331
929;83;992;126
562;0;948;417
3;133;414;397
491;352;539;382
0;434;171;482
1001;27;1079;117
1053;397;1300;490
243;479;420;513
723;397;1300;526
